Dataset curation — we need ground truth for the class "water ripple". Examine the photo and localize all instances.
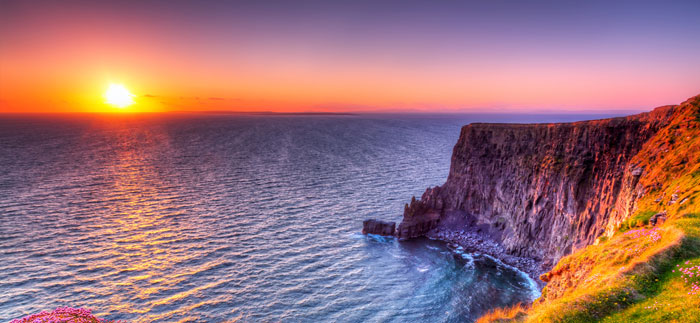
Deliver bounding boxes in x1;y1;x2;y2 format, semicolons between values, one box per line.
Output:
0;114;554;322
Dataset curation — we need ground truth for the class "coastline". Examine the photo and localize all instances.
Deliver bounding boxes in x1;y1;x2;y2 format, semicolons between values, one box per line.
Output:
426;228;546;289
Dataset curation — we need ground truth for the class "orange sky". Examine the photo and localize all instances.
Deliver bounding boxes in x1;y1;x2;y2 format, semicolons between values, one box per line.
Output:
1;1;699;114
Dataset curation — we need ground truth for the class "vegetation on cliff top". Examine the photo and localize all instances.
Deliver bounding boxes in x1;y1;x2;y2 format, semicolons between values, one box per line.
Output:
10;307;122;323
479;94;700;322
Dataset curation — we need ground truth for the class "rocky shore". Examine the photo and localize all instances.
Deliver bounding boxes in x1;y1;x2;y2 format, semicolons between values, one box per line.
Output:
426;227;544;286
363;217;543;284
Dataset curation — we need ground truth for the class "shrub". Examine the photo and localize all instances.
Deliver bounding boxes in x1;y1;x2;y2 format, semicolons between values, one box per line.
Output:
10;307;121;323
619;210;658;232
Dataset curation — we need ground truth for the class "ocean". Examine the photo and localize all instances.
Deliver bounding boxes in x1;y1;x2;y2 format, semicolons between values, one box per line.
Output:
0;112;619;322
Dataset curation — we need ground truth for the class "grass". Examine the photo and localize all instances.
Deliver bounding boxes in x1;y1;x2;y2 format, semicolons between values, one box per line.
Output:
526;223;687;322
601;216;700;322
477;303;528;323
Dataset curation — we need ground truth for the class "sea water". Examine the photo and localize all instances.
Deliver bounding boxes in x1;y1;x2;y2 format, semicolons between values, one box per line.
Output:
0;113;618;322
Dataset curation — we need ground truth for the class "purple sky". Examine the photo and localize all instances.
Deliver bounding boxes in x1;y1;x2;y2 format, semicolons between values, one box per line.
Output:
1;0;699;112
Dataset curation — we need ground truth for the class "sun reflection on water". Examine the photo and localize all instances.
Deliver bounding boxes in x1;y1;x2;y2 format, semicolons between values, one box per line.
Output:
75;121;229;321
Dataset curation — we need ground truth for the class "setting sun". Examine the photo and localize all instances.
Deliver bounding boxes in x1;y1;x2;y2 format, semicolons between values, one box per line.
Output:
104;84;135;108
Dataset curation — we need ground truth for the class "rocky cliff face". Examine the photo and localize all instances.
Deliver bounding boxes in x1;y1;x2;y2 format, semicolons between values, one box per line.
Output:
398;105;680;268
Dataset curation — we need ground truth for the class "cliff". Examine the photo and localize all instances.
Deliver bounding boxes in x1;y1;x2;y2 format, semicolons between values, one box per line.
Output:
388;94;700;321
398;99;685;269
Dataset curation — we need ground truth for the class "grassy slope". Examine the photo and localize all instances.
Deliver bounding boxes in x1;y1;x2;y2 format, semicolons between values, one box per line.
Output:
480;95;700;322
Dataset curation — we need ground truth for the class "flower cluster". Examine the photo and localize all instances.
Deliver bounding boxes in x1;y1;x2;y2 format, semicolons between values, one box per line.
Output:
621;228;662;256
10;307;112;323
623;227;661;242
673;260;700;296
643;300;669;310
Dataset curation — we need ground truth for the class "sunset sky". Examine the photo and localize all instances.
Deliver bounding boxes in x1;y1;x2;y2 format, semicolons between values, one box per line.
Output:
1;0;699;113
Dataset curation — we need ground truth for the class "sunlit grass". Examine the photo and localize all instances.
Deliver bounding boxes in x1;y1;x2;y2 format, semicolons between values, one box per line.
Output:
477;303;528;323
527;223;687;322
602;258;700;322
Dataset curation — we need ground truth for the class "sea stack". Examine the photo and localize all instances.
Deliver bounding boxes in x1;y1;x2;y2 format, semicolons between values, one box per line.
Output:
362;219;396;236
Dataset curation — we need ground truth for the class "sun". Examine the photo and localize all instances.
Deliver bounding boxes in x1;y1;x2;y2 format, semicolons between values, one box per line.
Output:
104;84;135;108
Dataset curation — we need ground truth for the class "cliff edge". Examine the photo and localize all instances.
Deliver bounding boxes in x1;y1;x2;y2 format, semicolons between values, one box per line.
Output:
398;97;690;271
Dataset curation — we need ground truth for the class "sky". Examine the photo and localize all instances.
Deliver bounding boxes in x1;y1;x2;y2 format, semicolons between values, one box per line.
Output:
1;0;699;113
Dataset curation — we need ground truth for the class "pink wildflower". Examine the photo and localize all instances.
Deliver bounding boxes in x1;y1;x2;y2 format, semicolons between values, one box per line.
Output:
10;307;117;323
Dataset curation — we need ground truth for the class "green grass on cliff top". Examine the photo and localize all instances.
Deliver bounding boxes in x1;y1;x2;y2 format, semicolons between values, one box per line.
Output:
601;210;700;323
526;211;700;323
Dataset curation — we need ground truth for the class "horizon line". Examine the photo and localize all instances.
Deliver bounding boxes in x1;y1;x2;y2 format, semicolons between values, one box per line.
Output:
0;107;654;116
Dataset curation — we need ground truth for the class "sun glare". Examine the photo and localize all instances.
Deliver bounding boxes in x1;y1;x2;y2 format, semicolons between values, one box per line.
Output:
104;84;135;108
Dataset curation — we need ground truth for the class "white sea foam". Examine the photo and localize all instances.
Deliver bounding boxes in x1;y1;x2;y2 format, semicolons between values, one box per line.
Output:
481;254;542;300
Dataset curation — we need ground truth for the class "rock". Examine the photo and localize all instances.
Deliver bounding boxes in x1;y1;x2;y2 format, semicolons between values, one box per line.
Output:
540;272;552;283
631;167;644;176
668;194;679;205
362;219;395;236
396;197;440;239
649;211;667;226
